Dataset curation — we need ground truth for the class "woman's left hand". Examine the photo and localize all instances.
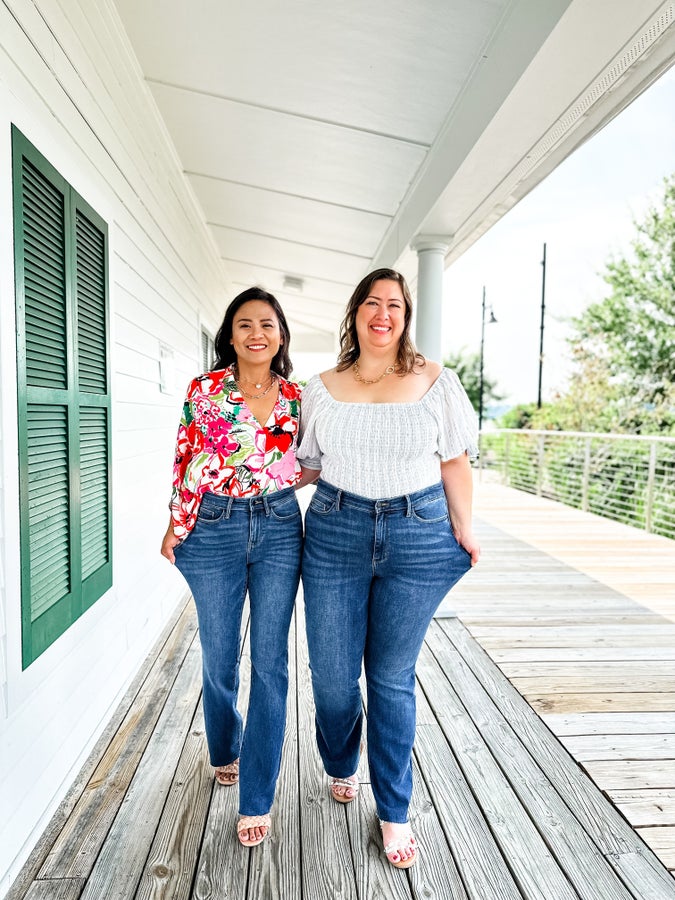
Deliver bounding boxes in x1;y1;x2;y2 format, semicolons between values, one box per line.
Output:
455;530;480;566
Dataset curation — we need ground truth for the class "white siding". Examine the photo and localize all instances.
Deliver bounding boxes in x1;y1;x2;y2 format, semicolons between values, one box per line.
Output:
0;0;228;892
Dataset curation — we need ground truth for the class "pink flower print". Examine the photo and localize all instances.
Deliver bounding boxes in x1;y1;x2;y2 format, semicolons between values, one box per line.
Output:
194;397;219;422
201;463;237;493
205;419;239;454
267;453;298;486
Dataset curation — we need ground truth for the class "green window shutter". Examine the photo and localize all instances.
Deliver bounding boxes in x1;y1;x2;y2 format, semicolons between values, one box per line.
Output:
26;404;71;620
76;210;107;393
13;126;112;666
79;406;109;580
21;157;68;389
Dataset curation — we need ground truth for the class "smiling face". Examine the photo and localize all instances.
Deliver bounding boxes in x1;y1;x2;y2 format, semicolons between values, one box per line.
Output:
354;279;406;353
230;300;282;367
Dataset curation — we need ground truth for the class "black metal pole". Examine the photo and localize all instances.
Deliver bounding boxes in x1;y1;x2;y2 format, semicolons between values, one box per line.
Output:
537;242;546;408
479;285;486;430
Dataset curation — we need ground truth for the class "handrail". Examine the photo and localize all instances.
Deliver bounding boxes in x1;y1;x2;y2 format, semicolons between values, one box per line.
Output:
477;429;675;540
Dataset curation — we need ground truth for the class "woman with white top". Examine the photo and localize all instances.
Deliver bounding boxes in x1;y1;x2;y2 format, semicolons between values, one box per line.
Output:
297;268;479;869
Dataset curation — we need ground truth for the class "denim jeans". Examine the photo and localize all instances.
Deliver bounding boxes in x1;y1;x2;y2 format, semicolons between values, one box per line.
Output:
302;479;472;823
174;487;302;816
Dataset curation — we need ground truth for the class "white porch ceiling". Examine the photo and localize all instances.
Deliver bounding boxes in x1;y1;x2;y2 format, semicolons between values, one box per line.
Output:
112;0;675;351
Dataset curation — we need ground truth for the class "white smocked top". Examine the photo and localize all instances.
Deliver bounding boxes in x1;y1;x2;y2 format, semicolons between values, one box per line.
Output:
296;367;478;499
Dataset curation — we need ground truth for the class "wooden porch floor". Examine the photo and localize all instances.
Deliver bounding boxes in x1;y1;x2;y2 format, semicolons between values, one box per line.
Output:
8;484;675;900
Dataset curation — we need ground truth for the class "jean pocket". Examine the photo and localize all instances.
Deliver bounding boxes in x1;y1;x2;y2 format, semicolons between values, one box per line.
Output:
308;493;337;515
270;494;301;520
411;494;449;523
196;502;225;524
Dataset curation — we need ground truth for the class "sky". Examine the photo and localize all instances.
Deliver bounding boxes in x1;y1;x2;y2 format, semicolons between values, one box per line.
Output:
443;63;675;408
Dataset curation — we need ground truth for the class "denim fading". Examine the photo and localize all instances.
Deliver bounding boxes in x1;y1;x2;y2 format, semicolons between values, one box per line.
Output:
302;478;472;823
174;486;302;817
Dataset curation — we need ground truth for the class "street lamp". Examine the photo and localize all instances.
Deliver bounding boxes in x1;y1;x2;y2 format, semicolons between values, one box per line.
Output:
479;285;497;431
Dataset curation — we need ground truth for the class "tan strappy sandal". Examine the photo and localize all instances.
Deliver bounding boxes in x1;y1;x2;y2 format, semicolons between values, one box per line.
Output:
237;814;271;847
214;758;239;786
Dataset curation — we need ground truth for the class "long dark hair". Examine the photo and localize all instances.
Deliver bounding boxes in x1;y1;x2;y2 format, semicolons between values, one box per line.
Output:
214;287;292;378
336;268;424;373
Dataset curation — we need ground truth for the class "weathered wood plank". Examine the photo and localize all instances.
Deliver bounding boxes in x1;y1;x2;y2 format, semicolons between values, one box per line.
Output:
295;595;359;900
529;694;675;715
134;702;213;900
636;828;675;869
77;645;203;900
543;714;675;736
501;663;675;679
192;616;252;900
515;677;675;694
610;791;675;826
583;760;675;791
440;617;675;899
246;612;302;900
412;671;522;900
492;648;675;663
38;601;198;880
5;599;192;900
423;625;631;900
23;880;85;900
561;734;675;761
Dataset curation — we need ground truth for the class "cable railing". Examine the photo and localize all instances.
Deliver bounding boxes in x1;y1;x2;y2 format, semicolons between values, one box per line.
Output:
477;429;675;540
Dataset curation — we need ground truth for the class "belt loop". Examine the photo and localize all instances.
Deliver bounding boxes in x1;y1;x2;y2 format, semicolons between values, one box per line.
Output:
262;494;270;516
335;489;342;511
224;496;234;519
405;494;412;517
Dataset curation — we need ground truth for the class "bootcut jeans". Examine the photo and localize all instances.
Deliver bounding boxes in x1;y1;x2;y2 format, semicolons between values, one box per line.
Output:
302;479;472;823
174;486;302;816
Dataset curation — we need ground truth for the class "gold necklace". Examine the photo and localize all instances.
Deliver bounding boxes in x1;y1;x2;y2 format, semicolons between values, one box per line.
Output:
236;378;278;400
233;366;277;399
352;360;396;384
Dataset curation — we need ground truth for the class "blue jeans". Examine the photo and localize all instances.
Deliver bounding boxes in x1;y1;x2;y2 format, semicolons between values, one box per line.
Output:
302;479;472;823
174;487;302;816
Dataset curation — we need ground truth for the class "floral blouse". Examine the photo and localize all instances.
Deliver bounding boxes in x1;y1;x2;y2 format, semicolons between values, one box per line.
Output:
170;366;302;538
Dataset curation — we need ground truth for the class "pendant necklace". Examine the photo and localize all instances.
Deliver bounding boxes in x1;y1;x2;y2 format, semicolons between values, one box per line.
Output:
234;365;277;399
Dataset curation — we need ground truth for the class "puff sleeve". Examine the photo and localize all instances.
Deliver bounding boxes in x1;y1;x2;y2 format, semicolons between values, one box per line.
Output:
296;375;323;470
434;368;479;461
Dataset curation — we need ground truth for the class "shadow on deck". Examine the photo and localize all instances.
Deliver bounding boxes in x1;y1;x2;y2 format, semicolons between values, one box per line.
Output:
8;485;675;900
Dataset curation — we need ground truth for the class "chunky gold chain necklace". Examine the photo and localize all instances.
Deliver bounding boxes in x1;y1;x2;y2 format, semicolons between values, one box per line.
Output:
352;360;396;384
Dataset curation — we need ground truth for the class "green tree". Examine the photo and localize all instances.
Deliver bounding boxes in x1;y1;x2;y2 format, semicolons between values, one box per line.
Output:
443;349;503;414
567;174;675;433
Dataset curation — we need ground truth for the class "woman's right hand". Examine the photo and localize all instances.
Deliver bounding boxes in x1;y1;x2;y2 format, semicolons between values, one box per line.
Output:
161;524;181;564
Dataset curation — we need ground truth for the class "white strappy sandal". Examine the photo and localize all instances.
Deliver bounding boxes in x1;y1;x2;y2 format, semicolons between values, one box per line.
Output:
329;775;360;804
380;820;417;869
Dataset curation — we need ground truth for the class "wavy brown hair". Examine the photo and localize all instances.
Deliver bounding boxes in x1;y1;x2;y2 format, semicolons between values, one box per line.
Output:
214;287;292;378
336;268;424;373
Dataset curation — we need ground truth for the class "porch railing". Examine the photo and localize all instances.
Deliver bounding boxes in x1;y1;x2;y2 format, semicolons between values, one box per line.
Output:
477;429;675;540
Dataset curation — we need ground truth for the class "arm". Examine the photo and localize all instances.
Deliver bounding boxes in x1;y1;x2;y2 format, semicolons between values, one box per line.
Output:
161;515;181;564
295;465;321;490
440;452;480;566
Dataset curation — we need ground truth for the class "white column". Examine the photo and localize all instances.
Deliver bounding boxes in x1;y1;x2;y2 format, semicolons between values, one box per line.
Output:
411;235;451;362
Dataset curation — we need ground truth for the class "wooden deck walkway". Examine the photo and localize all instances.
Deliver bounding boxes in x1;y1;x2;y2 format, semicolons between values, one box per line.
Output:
8;483;675;900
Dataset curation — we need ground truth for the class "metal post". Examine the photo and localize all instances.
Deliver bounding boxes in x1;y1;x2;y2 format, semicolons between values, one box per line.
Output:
645;441;657;532
537;242;546;408
536;434;545;496
581;437;591;511
479;286;486;431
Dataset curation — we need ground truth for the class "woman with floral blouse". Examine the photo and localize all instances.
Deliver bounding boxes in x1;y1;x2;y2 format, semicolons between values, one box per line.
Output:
161;287;304;848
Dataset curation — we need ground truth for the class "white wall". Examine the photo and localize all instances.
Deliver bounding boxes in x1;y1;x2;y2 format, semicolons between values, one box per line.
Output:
0;0;229;893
